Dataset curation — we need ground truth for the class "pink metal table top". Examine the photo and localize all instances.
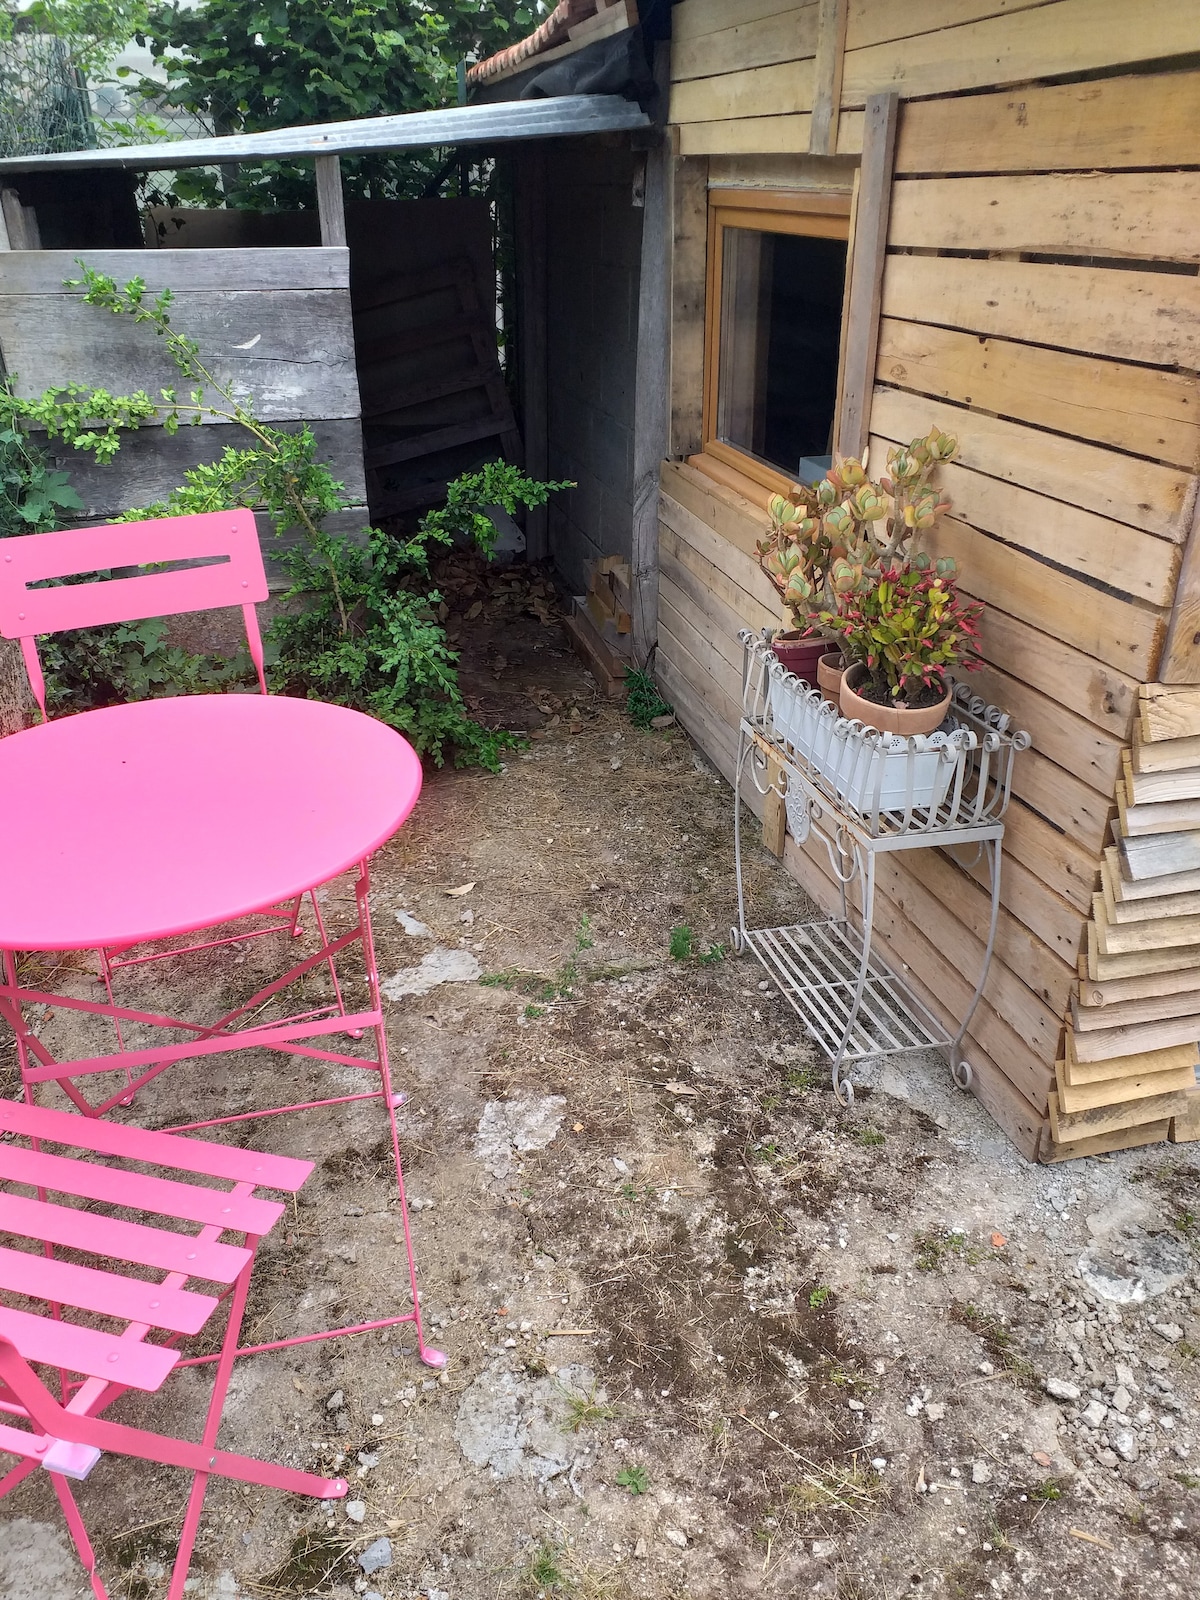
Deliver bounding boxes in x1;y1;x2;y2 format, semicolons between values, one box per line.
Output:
0;693;423;951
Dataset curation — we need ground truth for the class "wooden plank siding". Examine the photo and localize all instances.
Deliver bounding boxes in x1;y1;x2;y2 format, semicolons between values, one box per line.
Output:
661;8;1200;1155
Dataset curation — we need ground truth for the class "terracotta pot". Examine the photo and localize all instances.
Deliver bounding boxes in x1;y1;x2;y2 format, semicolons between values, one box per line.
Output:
771;633;825;685
816;651;845;706
839;662;951;737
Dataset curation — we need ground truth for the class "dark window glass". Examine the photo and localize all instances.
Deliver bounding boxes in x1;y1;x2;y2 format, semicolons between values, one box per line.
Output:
716;228;848;482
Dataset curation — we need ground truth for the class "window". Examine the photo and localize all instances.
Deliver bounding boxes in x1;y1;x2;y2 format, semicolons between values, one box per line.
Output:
703;190;852;495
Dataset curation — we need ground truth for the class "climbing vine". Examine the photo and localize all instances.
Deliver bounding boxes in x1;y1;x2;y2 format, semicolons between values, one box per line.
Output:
0;262;565;767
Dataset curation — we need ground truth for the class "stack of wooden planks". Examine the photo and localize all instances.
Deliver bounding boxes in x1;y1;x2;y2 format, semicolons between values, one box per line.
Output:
1048;684;1200;1160
564;556;634;697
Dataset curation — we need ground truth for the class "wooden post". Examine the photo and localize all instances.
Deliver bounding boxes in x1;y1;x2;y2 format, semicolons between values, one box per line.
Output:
314;154;347;247
0;188;35;250
809;0;849;157
834;91;898;462
516;144;549;562
630;42;672;666
1159;480;1200;684
669;137;708;460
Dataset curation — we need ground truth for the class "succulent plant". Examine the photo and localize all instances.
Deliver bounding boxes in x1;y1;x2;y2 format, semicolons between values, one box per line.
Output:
756;429;962;645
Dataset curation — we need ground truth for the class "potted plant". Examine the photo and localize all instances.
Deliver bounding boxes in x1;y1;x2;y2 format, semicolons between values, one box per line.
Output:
756;485;826;683
824;563;984;735
756;432;958;696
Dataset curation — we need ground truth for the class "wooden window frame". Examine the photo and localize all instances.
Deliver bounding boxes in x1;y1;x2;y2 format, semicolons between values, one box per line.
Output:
701;187;853;500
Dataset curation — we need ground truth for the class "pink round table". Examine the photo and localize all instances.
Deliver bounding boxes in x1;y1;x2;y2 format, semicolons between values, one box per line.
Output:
0;694;424;951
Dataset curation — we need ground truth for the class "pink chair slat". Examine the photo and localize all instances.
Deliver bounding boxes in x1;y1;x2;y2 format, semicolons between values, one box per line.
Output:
0;510;268;637
0;1245;217;1337
0;1098;313;1194
0;1192;250;1285
0;1305;178;1391
0;1146;284;1236
0;1419;44;1460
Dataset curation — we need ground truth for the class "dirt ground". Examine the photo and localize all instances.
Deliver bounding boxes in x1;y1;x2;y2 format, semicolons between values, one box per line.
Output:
3;568;1200;1600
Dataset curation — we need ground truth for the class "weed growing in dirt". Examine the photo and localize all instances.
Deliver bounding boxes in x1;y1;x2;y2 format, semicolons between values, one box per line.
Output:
522;1538;570;1596
625;667;673;729
481;917;598;1002
914;1227;984;1271
1029;1479;1062;1502
669;923;725;963
616;1464;650;1494
257;1526;358;1592
858;1127;886;1147
786;1458;882;1519
560;1382;617;1433
1178;1340;1198;1363
525;1004;545;1019
809;1285;832;1309
951;1302;1036;1383
784;1061;820;1093
1175;1471;1200;1489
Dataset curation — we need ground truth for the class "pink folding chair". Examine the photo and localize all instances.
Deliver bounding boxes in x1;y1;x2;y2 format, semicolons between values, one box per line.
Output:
0;1097;346;1600
0;510;445;1370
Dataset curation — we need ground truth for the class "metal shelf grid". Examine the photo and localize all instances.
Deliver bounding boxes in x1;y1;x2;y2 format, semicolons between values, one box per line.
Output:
742;919;951;1063
732;632;1031;1105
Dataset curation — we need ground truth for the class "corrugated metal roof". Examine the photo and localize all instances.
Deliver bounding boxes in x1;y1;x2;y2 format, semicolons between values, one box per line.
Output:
0;93;650;173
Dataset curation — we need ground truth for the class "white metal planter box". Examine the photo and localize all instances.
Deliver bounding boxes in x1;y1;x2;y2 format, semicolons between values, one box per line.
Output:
765;659;960;820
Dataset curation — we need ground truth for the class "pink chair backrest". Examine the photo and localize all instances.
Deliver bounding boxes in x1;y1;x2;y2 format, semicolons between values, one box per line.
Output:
0;509;269;718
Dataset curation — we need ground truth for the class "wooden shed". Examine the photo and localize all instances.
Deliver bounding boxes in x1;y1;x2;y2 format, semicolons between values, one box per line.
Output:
643;0;1200;1162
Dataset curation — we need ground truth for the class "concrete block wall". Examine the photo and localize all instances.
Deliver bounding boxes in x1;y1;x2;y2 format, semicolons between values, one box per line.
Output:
545;138;643;595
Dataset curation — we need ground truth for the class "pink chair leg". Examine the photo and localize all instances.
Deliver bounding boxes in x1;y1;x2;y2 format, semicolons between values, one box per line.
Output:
50;1472;109;1600
355;863;445;1370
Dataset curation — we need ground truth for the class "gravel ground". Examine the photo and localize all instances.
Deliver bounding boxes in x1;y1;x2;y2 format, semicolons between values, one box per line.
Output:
2;572;1198;1600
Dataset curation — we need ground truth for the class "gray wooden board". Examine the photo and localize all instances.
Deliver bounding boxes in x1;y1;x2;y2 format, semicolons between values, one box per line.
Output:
0;289;360;422
1121;830;1200;882
42;417;367;519
0;248;349;292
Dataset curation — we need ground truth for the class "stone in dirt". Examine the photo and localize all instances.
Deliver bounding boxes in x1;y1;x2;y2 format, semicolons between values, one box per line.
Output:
664;1529;688;1548
1113;1430;1139;1463
358;1538;392;1575
971;1461;993;1484
1081;1399;1108;1429
454;1360;587;1483
1077;1228;1191;1304
474;1095;567;1180
395;909;434;937
345;1500;367;1523
1045;1377;1081;1402
0;1518;92;1600
1152;1322;1185;1343
383;947;481;998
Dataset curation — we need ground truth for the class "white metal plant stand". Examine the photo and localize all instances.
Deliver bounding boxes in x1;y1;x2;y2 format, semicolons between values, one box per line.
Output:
732;631;1029;1104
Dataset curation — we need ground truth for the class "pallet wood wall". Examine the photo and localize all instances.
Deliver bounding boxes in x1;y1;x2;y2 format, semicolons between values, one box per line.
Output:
659;7;1200;1160
0;248;365;561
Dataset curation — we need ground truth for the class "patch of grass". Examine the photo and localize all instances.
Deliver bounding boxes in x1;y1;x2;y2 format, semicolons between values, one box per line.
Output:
257;1527;357;1593
1174;1471;1200;1489
669;924;694;961
616;1464;650;1494
951;1302;1036;1383
783;1061;820;1093
809;1285;832;1309
625;667;672;729
914;1228;984;1272
560;1382;616;1434
620;1181;640;1201
1030;1479;1062;1502
521;1538;571;1597
480;917;598;1004
857;1127;885;1147
1175;1210;1197;1236
754;1138;783;1165
524;1004;545;1019
786;1457;883;1519
1177;1340;1198;1363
